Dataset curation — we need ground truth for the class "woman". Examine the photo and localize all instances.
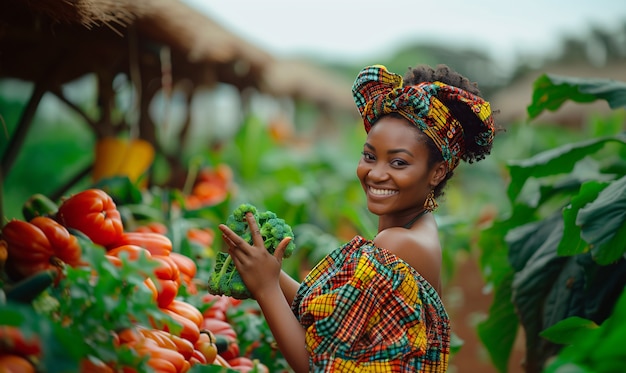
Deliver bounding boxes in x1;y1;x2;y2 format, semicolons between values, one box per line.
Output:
219;64;496;372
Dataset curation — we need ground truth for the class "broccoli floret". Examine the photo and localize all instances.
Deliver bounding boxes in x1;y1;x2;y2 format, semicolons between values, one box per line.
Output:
208;252;250;299
207;203;296;299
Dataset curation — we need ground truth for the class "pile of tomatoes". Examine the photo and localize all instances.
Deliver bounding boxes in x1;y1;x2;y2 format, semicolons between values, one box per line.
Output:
0;188;269;373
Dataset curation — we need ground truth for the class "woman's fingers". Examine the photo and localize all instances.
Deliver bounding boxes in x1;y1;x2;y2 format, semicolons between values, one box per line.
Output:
274;237;291;262
218;224;249;252
245;212;264;248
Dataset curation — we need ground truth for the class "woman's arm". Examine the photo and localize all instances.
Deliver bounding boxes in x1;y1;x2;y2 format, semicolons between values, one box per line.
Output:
254;283;310;373
218;213;310;373
280;270;301;305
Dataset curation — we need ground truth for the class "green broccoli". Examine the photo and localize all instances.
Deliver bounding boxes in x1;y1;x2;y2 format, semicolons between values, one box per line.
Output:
208;203;296;299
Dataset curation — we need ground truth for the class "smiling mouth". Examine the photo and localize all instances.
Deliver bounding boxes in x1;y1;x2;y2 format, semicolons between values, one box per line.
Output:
368;186;398;196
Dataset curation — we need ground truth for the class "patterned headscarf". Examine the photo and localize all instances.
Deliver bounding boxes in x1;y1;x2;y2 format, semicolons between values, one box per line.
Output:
352;65;494;171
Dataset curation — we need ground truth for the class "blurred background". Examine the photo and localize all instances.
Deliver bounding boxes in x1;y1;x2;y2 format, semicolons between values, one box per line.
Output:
1;0;626;372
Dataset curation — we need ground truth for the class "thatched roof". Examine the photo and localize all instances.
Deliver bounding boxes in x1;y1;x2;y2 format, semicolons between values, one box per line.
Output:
0;0;273;90
261;59;355;112
15;0;141;29
1;0;356;114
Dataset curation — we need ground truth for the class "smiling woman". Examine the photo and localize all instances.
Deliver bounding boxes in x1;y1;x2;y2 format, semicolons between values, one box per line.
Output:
216;62;498;372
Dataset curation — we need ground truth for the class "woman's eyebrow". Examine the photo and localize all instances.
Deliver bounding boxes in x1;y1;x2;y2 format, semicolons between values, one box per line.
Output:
364;143;413;157
389;148;414;157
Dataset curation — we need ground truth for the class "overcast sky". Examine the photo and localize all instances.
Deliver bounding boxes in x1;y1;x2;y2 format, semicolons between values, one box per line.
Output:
185;0;626;67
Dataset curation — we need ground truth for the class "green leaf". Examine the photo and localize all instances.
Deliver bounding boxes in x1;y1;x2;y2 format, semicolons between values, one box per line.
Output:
527;74;626;120
506;134;626;202
558;180;609;256
539;316;599;345
477;270;518;373
577;175;626;264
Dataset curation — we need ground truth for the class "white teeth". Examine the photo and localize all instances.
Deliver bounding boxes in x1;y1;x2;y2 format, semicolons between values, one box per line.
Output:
369;187;397;196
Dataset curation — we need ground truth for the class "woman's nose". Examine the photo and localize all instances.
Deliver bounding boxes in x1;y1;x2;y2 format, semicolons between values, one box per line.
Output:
367;163;389;181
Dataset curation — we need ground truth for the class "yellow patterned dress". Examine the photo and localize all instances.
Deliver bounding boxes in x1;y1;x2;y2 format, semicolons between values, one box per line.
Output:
291;235;450;372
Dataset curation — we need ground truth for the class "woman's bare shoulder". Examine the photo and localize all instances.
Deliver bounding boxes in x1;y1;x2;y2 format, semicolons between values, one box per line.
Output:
373;226;442;293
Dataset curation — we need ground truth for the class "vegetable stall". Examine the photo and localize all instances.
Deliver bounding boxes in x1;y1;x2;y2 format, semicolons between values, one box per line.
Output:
0;1;355;372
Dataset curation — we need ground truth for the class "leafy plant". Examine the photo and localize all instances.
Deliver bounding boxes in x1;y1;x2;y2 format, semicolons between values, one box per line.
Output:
477;74;626;372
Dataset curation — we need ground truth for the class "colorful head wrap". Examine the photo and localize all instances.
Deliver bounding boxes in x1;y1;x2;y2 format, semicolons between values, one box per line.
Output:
352;65;494;171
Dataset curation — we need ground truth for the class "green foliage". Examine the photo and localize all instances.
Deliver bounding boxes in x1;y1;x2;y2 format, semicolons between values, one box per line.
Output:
542;288;626;372
477;74;626;372
527;74;626;120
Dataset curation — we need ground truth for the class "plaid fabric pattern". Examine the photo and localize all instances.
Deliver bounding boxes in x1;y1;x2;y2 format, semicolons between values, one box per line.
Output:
352;65;494;171
292;236;450;372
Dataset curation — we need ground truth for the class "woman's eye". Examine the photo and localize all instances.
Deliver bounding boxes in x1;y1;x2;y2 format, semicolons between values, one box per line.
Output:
361;151;375;161
391;159;408;167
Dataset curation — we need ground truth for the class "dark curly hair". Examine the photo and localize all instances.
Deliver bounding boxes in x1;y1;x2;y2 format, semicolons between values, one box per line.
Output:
402;64;497;198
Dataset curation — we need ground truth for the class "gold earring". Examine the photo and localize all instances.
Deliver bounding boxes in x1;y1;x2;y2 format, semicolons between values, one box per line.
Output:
424;190;438;212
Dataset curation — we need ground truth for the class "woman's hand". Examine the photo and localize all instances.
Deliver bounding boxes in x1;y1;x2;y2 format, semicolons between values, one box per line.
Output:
220;213;310;372
218;212;292;299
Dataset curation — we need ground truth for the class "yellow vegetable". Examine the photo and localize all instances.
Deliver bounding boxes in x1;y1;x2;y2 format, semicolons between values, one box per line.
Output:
92;137;155;184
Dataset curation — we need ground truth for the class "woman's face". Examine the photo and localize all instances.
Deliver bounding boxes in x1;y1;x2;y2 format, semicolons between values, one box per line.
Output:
356;116;444;218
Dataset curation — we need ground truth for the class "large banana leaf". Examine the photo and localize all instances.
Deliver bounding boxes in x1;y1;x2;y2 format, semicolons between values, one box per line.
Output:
478;73;626;372
527;74;626;120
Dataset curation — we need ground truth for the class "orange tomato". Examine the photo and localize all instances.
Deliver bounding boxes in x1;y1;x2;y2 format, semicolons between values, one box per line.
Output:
138;329;177;351
159;308;200;344
112;232;172;256
146;357;177;373
134;222;168;235
107;245;151;261
212;354;232;368
195;332;217;364
143;278;159;302
166;300;203;328
169;252;197;280
189;348;207;365
167;333;195;361
79;357;114;373
0;354;36;373
186;227;214;247
105;254;123;267
116;327;144;346
137;339;186;373
152;255;180;283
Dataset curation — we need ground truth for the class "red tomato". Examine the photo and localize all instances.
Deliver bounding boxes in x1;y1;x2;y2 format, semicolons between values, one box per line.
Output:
201;294;230;321
2;218;80;279
201;319;237;341
30;216;82;266
155;278;178;308
0;326;42;356
228;356;255;368
57;189;123;247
